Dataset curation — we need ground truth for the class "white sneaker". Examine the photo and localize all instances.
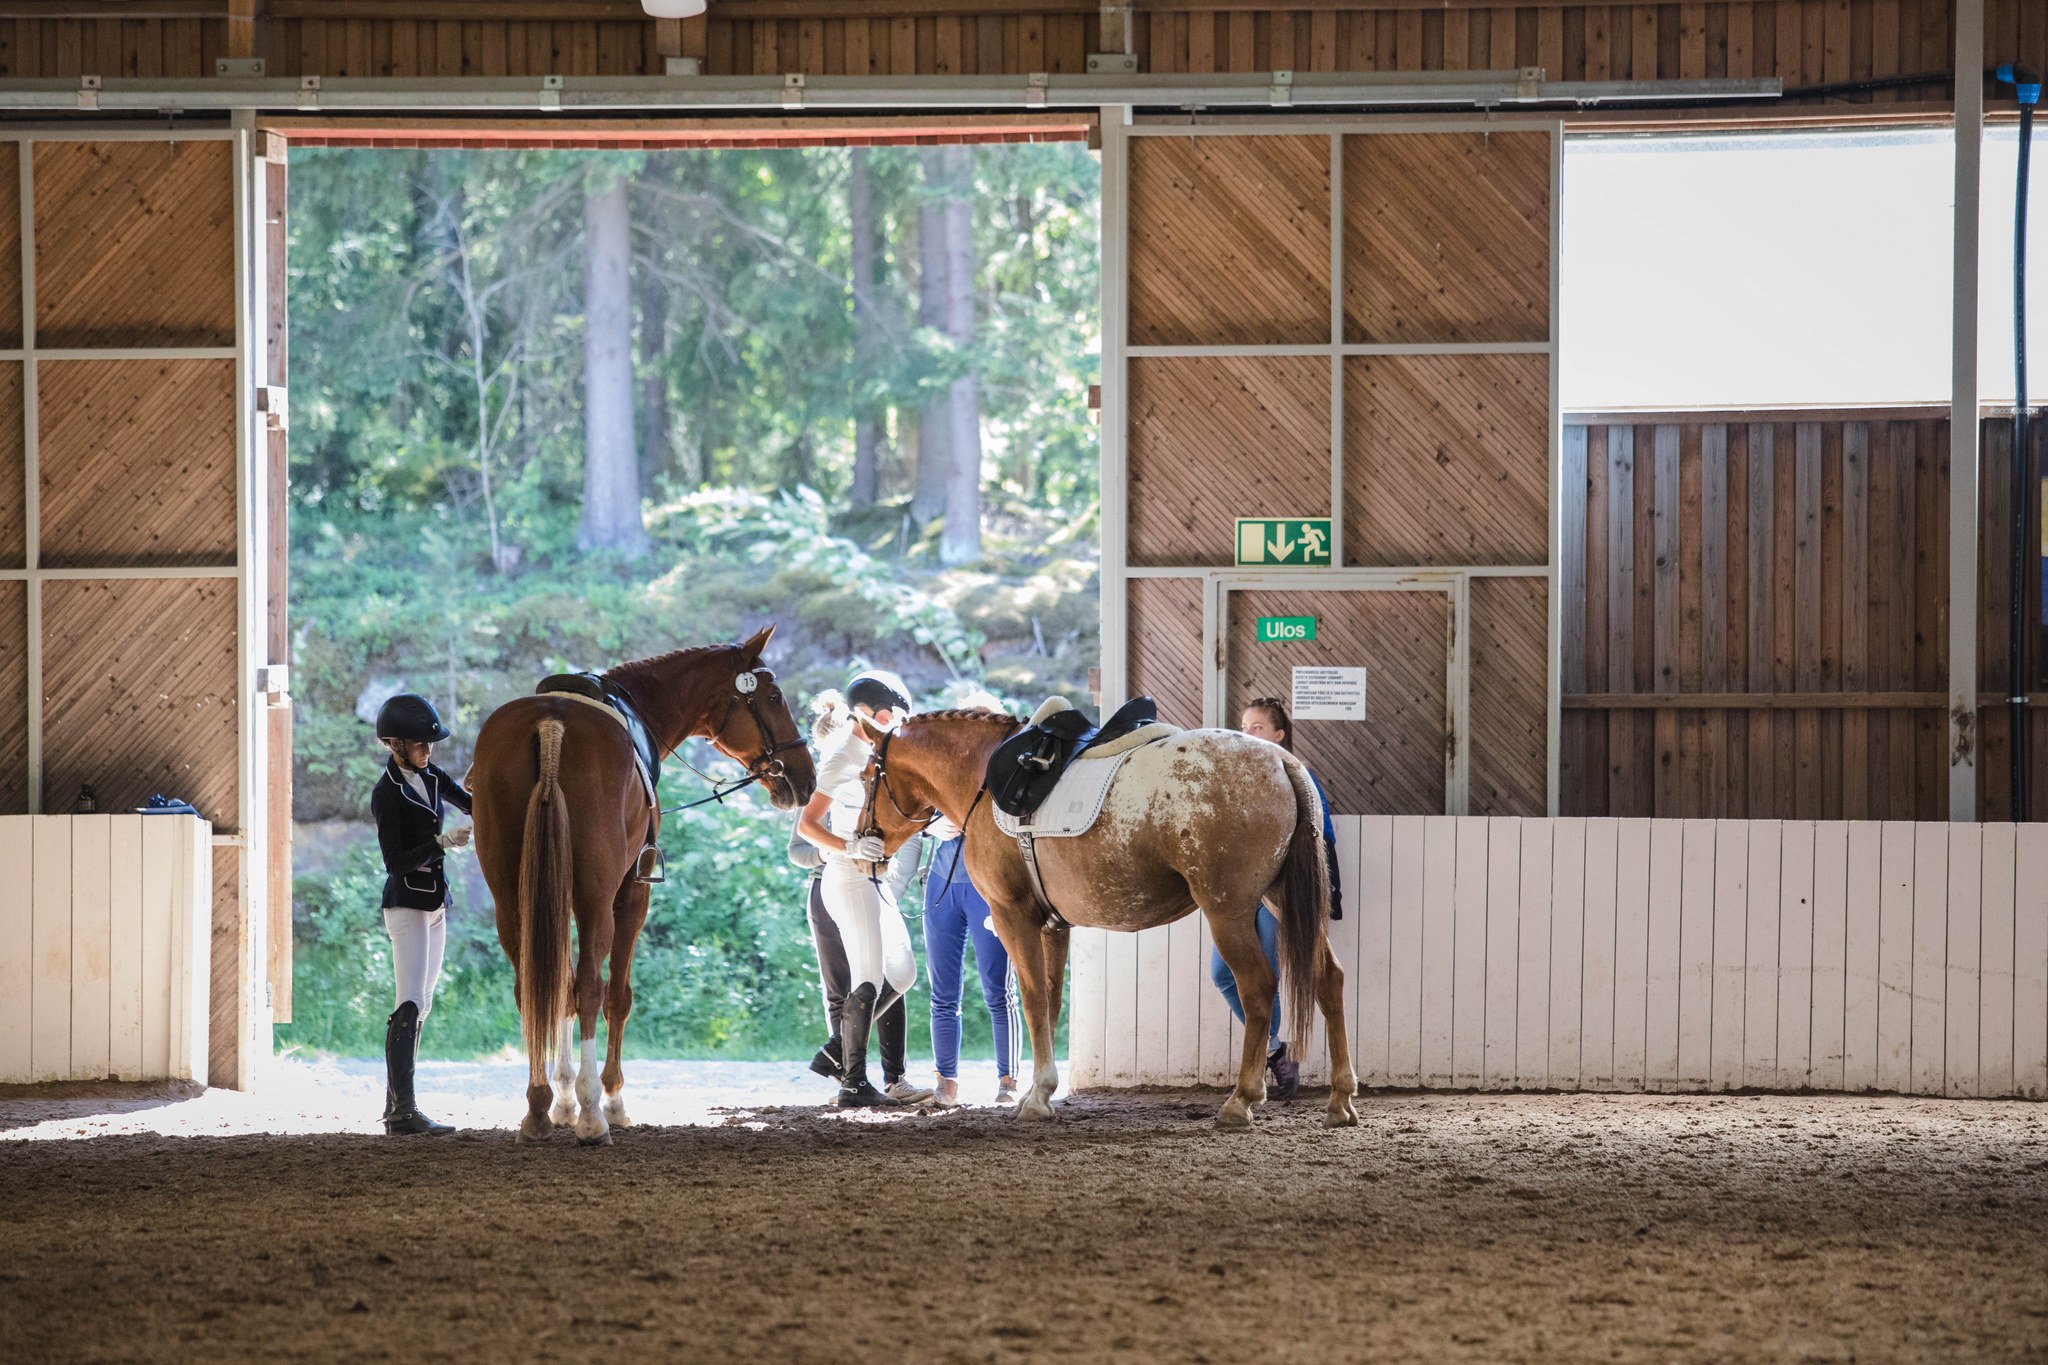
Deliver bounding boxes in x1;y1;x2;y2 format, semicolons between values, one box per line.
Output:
885;1079;934;1105
931;1077;960;1107
995;1075;1020;1105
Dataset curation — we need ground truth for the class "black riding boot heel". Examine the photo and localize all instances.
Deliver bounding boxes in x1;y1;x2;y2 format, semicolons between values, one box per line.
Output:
382;1001;454;1136
810;1034;844;1081
834;984;895;1109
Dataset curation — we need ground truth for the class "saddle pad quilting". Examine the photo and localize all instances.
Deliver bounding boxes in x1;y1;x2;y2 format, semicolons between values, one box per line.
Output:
994;748;1132;840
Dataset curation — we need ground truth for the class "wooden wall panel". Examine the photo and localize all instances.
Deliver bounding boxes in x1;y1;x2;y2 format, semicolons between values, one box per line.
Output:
37;359;237;569
0;364;24;569
0;580;24;816
40;578;238;829
1226;586;1448;814
33;140;235;349
1469;574;1548;815
1344;352;1549;566
209;842;241;1089
1342;130;1549;345
1974;416;2048;819
0;143;20;351
1127;575;1203;728
1127;134;1329;346
1561;413;1948;820
1128;354;1329;566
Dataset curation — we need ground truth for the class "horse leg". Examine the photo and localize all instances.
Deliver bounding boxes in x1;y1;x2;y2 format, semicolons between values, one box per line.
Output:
993;902;1059;1120
602;883;650;1129
1316;937;1358;1127
549;1014;577;1128
516;968;557;1142
572;912;613;1146
1207;905;1279;1131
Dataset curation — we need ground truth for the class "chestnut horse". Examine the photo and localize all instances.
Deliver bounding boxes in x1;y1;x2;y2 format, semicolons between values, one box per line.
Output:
855;709;1356;1130
469;626;816;1144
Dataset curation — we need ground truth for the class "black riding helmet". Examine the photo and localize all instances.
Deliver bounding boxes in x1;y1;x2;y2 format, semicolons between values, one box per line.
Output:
375;693;451;743
845;673;910;716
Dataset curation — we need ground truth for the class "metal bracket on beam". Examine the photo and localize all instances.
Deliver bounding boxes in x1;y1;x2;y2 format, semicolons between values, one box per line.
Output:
297;74;320;110
1517;66;1545;100
783;73;805;109
77;75;100;111
215;58;266;78
541;73;563;109
1025;71;1049;107
1087;53;1137;75
1270;69;1294;107
665;57;701;78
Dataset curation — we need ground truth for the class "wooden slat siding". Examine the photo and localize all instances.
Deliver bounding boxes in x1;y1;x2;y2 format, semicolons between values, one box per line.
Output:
1671;816;1715;1087
2016;824;2048;1097
1341;131;1548;346
1126;577;1202;729
1944;820;1981;1095
1418;813;1457;1086
1978;821;2016;1096
1561;426;1596;814
1127;356;1328;568
1133;920;1170;1084
68;813;111;1079
0;582;25;815
34;140;234;349
1774;819;1816;1085
1842;423;1869;817
38;360;236;570
0;819;28;1076
1578;816;1619;1086
0;366;22;570
1545;816;1586;1085
108;810;143;1075
1611;816;1655;1087
1606;425;1635;820
29;818;69;1081
1974;417;2048;819
1468;576;1547;816
1386;811;1427;1085
1228;587;1449;814
1874;818;1914;1090
0;145;19;349
208;843;240;1089
1344;353;1549;567
1449;814;1488;1084
1481;815;1520;1087
1808;818;1849;1087
1356;814;1394;1085
1701;424;1728;815
1794;421;1822;817
40;580;238;830
1651;424;1679;818
1908;819;1948;1094
1127;134;1328;347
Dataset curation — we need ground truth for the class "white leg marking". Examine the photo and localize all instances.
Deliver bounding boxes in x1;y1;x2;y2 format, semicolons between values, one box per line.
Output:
1016;1059;1058;1121
574;1034;609;1144
550;1017;577;1126
604;1084;632;1128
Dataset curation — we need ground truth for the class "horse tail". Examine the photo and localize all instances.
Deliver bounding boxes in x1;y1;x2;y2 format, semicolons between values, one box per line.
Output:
1276;753;1332;1051
516;718;573;1068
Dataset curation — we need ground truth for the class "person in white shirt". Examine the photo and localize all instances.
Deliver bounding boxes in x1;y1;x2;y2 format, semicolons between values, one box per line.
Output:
795;670;924;1108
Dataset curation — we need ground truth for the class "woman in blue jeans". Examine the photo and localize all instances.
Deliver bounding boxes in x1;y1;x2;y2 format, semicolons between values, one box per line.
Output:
1210;696;1343;1101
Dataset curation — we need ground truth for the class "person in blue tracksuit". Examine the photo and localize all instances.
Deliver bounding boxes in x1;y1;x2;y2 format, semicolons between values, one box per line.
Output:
921;810;1021;1108
1210;695;1343;1101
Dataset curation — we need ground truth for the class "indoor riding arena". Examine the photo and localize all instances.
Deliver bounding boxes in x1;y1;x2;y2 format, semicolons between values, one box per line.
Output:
6;1;2048;1361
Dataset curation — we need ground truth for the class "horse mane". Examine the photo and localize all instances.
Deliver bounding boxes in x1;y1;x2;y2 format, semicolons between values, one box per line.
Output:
908;708;1024;732
603;641;740;690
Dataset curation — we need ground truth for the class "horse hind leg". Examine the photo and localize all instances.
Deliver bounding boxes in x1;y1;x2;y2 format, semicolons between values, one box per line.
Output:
1316;938;1359;1128
571;925;612;1146
1206;905;1279;1132
601;884;650;1130
549;1014;577;1128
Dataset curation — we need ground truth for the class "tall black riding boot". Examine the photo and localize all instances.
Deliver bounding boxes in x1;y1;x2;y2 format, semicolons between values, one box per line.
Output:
874;984;932;1103
835;984;895;1109
382;1001;454;1136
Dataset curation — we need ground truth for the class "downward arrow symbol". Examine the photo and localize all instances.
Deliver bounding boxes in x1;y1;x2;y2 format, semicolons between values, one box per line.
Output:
1270;526;1296;559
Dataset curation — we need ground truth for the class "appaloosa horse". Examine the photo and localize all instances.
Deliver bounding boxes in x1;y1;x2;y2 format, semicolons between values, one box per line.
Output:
469;627;816;1144
855;708;1356;1129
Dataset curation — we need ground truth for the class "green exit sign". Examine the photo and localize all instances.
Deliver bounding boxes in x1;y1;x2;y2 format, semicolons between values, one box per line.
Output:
1235;517;1332;567
1257;616;1316;642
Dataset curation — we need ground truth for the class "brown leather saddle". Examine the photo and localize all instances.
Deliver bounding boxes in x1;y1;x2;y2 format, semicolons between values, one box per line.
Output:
536;671;665;883
985;695;1157;821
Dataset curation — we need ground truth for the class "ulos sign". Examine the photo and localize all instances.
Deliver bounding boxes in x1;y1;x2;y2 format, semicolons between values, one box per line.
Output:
1256;616;1316;642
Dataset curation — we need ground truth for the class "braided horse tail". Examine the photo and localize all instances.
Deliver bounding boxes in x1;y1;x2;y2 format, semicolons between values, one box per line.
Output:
516;719;574;1068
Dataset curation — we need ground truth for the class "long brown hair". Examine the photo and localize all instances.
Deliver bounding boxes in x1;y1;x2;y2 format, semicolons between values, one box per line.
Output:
1245;696;1293;752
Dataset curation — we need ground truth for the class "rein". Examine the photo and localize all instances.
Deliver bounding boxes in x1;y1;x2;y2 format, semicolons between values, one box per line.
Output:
611;656;807;816
859;724;991;902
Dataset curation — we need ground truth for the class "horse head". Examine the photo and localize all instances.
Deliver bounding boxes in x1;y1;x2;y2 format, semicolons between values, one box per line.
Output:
854;706;1019;857
700;625;817;810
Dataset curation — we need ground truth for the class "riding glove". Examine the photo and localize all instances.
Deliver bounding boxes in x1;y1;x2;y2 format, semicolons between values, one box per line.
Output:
437;825;473;850
848;835;887;863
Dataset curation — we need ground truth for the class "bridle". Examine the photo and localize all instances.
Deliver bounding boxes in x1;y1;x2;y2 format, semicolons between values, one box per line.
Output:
857;721;994;900
618;655;809;815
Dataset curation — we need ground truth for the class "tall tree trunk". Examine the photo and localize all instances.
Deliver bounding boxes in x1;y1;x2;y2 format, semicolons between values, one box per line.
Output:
848;148;880;507
939;146;982;567
911;149;951;526
639;272;673;495
578;173;650;557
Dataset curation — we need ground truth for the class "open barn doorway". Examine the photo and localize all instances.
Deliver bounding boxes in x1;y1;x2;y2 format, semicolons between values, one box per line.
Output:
263;117;1103;1098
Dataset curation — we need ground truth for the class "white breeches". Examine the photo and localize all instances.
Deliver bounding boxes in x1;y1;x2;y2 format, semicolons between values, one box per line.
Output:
819;859;916;995
384;907;447;1016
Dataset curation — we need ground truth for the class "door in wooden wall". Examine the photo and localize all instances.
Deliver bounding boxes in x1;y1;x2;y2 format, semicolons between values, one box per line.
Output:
1224;585;1449;815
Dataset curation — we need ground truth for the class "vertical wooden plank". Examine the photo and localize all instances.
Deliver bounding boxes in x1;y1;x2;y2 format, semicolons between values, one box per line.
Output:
30;819;72;1082
0;820;30;1079
1979;823;2018;1096
1642;817;1685;1088
1652;427;1680;816
1772;819;1815;1087
1165;912;1201;1086
1318;816;1364;1086
1358;815;1395;1086
1539;7;1565;76
1515;818;1553;1087
1387;814;1427;1086
843;15;869;75
1795;423;1823;817
1134;924;1170;1083
1874;820;1916;1091
1842;820;1884;1089
1608;427;1637;813
140;815;173;1077
1683;817;1724;1089
1483;817;1523;1088
1808;820;1848;1090
1613;817;1654;1090
1909;821;1947;1094
1728;1;1755;72
69;814;112;1080
1633;2;1661;75
1547;818;1587;1087
1452;817;1490;1087
1741;819;1783;1089
108;816;144;1080
1843;424;1870;817
1746;425;1776;815
1492;7;1518;68
1944;822;1983;1097
1419;815;1458;1087
1702;426;1729;815
2013;825;2048;1097
1580;818;1620;1087
1104;917;1137;1085
1196;910;1234;1086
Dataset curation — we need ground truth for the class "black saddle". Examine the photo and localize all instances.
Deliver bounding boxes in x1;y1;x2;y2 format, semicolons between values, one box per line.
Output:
986;696;1157;820
537;671;664;880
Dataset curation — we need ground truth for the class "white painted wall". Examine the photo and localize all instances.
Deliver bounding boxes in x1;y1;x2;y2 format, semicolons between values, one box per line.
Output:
1069;816;2048;1099
0;814;212;1084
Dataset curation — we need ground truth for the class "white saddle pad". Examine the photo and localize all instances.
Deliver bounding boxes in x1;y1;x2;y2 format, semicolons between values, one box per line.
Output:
995;748;1134;840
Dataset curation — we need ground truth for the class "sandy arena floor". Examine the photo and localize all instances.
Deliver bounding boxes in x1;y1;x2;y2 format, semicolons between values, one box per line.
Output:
4;1062;2047;1364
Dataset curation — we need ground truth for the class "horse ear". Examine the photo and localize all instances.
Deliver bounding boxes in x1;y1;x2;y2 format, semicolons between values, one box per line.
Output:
854;713;889;746
739;623;775;663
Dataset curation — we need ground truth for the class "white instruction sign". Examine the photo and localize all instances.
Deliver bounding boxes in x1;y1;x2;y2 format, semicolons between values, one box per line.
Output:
1292;666;1367;721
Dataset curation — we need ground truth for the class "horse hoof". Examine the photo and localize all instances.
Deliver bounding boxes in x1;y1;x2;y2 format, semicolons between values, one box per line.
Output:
576;1130;613;1147
1014;1099;1056;1121
549;1100;577;1128
1215;1106;1253;1131
518;1116;554;1143
604;1102;634;1129
1325;1104;1359;1128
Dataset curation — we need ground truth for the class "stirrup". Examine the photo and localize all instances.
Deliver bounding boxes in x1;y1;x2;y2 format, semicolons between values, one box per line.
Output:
633;843;665;885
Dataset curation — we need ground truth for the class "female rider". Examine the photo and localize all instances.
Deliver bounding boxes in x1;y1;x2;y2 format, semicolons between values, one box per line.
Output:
369;693;473;1136
1209;696;1343;1101
796;671;922;1108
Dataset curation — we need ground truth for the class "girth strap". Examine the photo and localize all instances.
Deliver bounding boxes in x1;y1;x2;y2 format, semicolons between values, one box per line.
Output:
1014;831;1069;931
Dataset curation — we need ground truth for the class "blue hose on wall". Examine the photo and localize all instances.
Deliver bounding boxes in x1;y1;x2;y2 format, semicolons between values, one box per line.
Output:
1998;62;2039;819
